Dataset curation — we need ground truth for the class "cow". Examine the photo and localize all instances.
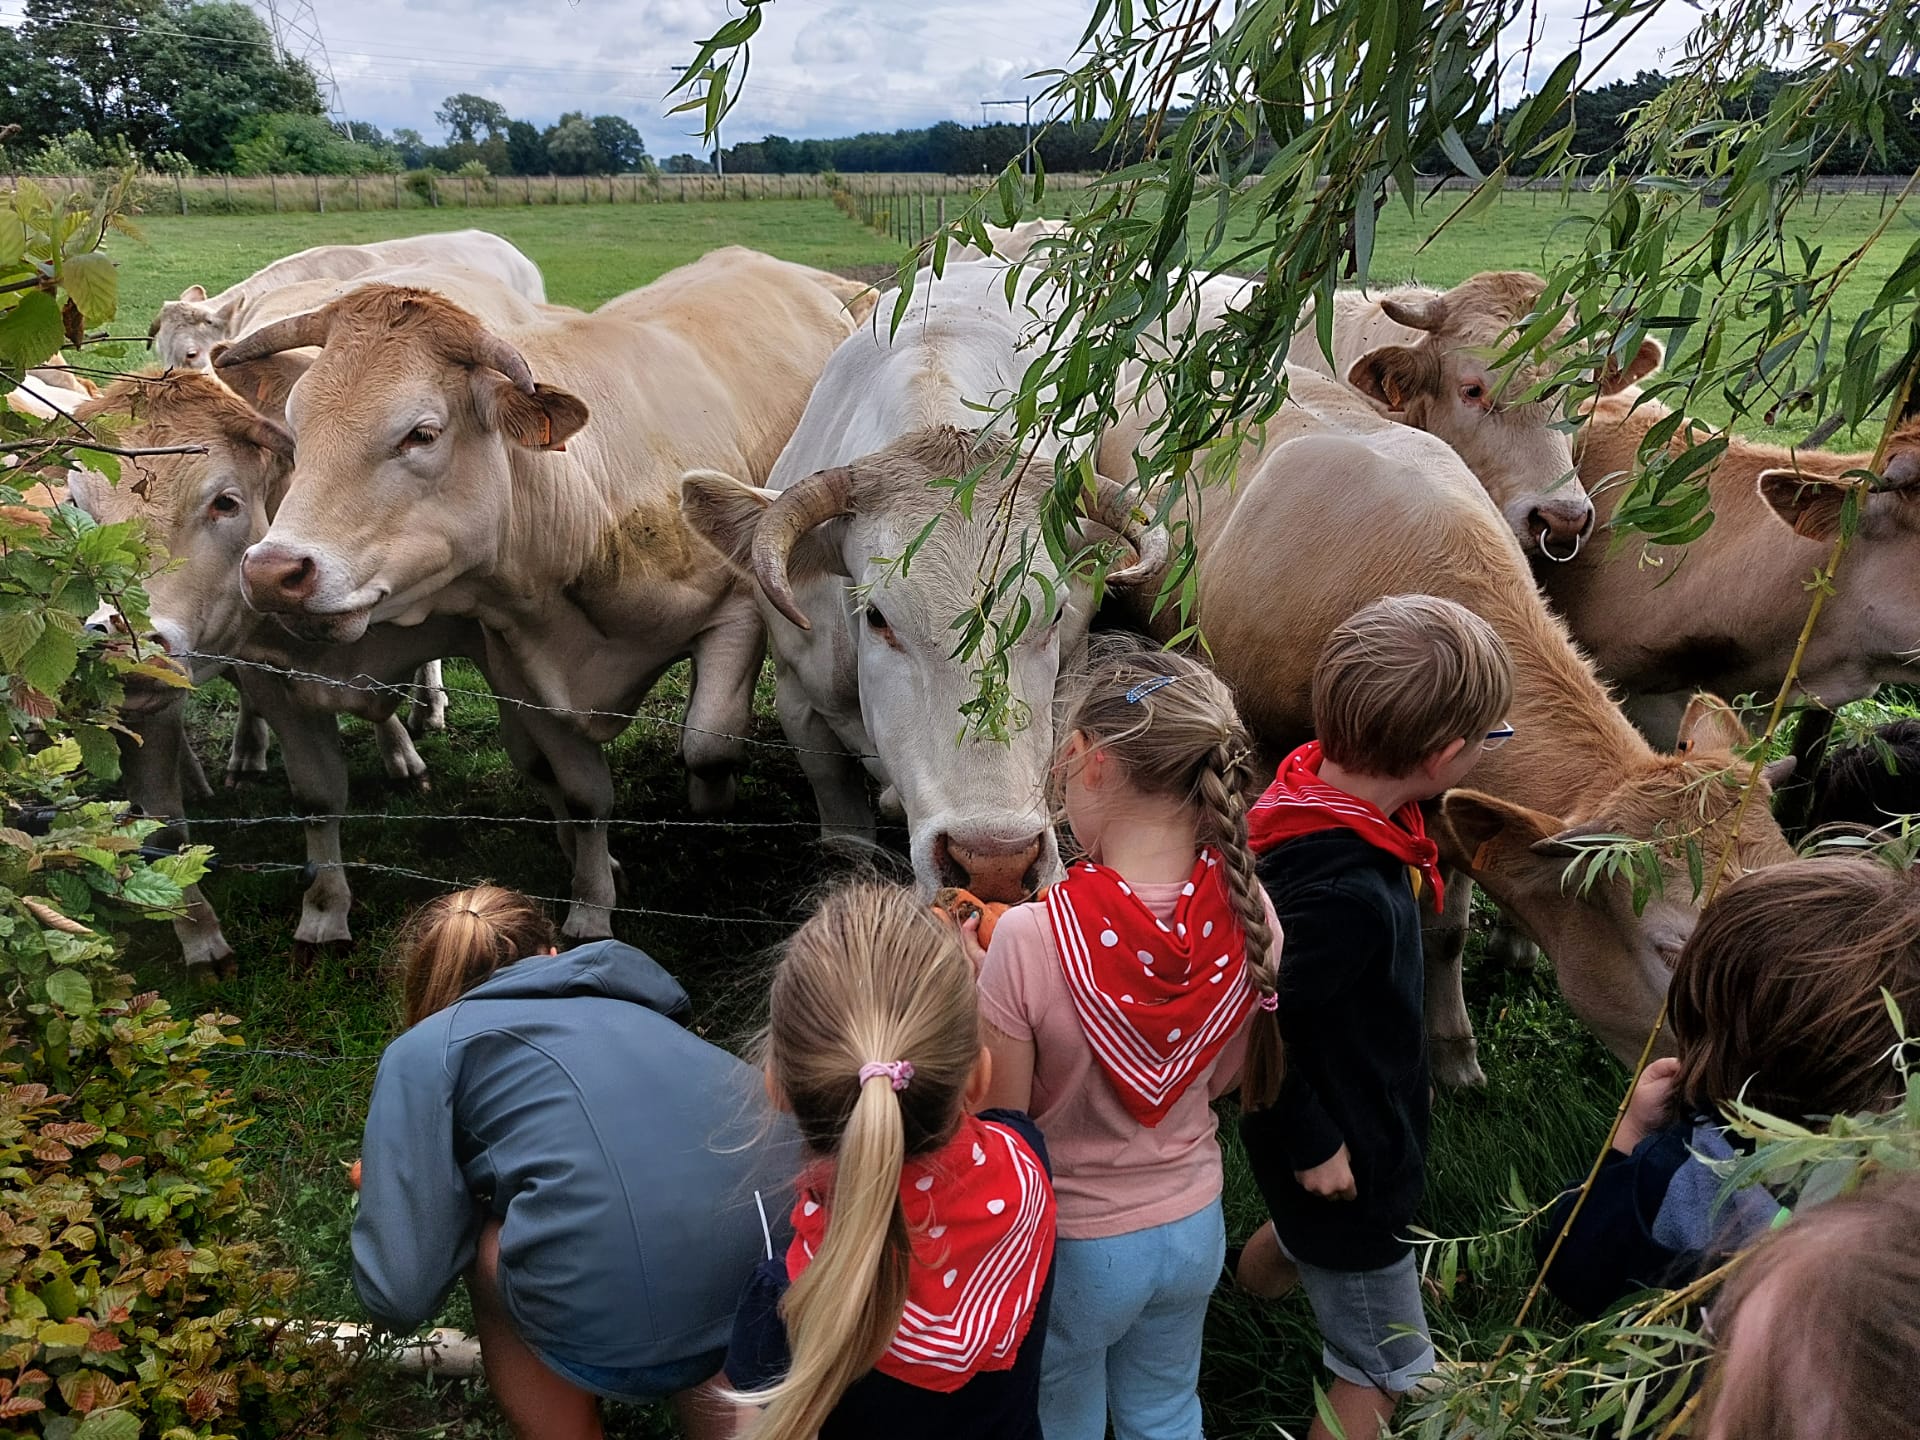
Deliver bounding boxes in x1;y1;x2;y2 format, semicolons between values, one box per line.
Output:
214;247;875;940
1556;389;1920;745
152;229;547;370
948;217;1069;264
678;260;1163;900
67;369;483;969
1284;272;1665;557
1104;365;1794;1079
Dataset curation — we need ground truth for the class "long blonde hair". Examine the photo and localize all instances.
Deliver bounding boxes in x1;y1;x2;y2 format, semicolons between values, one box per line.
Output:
743;882;982;1440
1058;637;1282;1109
396;885;557;1027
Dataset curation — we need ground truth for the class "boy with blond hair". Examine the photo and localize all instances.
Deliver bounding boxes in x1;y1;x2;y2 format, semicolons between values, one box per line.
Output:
1231;594;1514;1440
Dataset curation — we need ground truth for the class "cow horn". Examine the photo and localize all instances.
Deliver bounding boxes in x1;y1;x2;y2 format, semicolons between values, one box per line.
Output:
463;331;536;394
1085;475;1168;586
239;415;296;462
214;309;333;367
752;466;855;632
1381;294;1448;332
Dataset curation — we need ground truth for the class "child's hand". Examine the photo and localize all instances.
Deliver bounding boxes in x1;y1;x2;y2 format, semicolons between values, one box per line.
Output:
1296;1144;1357;1202
1615;1056;1681;1155
957;913;988;975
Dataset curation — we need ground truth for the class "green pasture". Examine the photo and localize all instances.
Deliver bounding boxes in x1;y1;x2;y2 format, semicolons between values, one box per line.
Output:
97;189;1900;1436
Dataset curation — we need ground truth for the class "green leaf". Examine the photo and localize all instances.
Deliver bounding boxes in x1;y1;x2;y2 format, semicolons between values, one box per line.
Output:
8;1281;47;1320
119;868;184;912
1437;126;1483;181
74;724;121;783
0;606;46;666
0;205;26;269
43;968;93;1015
58;253;117;326
75;1412;142;1440
20;620;79;695
37;1320;91;1348
39;1271;79;1321
0;287;63;373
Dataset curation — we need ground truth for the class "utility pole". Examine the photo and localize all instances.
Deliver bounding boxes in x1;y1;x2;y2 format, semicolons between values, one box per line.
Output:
980;96;1033;176
671;64;724;177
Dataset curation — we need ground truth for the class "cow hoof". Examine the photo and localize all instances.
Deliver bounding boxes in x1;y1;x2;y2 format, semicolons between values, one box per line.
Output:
1431;1037;1487;1088
224;770;265;789
1485;925;1539;972
686;771;737;816
292;937;353;971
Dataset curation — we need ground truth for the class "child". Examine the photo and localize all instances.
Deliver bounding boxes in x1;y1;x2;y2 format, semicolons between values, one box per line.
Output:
1697;1170;1920;1440
1539;855;1920;1318
725;881;1058;1439
1234;593;1514;1440
352;887;797;1440
974;642;1282;1440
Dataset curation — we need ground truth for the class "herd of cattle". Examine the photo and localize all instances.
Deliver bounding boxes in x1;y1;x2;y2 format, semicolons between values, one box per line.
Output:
27;220;1920;1084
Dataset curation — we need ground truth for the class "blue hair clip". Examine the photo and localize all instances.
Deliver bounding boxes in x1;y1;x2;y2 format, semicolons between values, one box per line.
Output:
1125;674;1180;704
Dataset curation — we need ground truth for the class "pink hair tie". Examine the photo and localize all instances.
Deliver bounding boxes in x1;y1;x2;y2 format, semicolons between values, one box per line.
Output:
859;1060;915;1091
1257;993;1279;1012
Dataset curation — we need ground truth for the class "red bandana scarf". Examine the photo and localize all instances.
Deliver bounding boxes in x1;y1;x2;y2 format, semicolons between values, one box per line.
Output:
787;1114;1055;1394
1044;849;1257;1128
1247;740;1446;912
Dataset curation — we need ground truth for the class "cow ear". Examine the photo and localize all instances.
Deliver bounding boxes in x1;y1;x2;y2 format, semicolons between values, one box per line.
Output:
487;380;590;452
1599;337;1664;394
1674;693;1749;757
1757;469;1851;541
1347;345;1434;413
214;294;243;329
1440;789;1577;893
217;352;309;422
180;284;208;303
680;469;774;574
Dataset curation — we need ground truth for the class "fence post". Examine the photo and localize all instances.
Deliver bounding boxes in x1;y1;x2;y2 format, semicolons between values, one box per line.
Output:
354;174;361;209
463;174;470;206
315;174;324;212
937;196;945;233
270;172;278;212
917;193;926;243
175;171;186;216
394;172;401;208
223;173;231;208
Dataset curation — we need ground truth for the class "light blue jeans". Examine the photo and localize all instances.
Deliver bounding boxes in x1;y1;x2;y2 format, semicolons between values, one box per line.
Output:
1039;1199;1226;1440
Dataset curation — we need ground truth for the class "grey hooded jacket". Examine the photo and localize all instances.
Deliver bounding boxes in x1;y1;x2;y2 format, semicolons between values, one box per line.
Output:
351;940;796;1370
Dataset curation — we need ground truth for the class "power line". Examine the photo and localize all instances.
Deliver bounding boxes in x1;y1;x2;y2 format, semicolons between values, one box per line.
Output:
981;95;1035;175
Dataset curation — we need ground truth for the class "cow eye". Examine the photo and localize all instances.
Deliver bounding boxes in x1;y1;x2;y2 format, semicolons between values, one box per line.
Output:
864;605;899;645
208;492;242;518
1460;380;1488;407
399;423;442;451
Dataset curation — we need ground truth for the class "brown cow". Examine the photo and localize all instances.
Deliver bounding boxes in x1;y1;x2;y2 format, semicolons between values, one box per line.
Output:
217;247;873;940
1287;272;1665;557
1556;389;1920;745
1107;367;1793;1079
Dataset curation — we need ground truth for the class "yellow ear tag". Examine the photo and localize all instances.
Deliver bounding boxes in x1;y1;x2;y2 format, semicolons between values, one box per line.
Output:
1408;866;1423;901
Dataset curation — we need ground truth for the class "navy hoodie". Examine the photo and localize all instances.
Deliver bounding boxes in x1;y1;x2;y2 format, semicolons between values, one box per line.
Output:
351;940;798;1371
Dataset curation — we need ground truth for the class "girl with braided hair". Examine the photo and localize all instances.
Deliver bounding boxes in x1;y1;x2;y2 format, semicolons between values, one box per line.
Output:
971;637;1281;1440
351;886;798;1440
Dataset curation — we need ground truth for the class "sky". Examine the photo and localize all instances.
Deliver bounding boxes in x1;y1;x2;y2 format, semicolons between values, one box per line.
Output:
298;0;1701;158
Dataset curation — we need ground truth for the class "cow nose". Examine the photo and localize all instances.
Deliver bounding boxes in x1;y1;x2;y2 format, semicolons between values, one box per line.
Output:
242;543;318;607
1528;497;1596;561
941;830;1045;904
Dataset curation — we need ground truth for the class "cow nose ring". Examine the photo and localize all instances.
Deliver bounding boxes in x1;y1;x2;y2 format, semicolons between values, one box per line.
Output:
1537;529;1583;563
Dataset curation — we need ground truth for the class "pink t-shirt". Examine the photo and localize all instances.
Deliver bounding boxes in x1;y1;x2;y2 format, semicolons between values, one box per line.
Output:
977;879;1280;1240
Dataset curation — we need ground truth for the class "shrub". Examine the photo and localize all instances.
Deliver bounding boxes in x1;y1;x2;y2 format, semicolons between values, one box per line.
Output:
0;175;359;1440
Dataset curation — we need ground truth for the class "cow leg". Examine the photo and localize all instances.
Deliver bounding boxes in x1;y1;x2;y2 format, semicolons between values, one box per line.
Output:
120;708;233;974
774;661;875;841
1484;918;1540;972
225;689;273;784
682;604;764;815
374;714;431;789
179;731;215;802
246;682;354;949
1422;871;1485;1087
406;659;449;736
496;706;617;942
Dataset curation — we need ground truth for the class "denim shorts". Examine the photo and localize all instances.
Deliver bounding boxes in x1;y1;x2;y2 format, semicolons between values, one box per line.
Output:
533;1344;726;1404
1278;1237;1435;1394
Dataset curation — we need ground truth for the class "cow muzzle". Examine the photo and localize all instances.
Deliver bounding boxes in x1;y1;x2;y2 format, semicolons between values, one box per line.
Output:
241;542;321;610
936;828;1047;904
1528;496;1596;562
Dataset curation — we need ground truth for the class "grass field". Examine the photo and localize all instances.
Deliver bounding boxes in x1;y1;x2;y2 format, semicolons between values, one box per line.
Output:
91;188;1905;1437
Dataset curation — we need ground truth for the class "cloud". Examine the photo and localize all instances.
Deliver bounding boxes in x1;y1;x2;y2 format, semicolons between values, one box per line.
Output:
265;0;1690;158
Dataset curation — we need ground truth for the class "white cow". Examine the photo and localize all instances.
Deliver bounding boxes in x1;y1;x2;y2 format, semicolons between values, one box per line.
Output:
152;229;547;370
680;258;1163;901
